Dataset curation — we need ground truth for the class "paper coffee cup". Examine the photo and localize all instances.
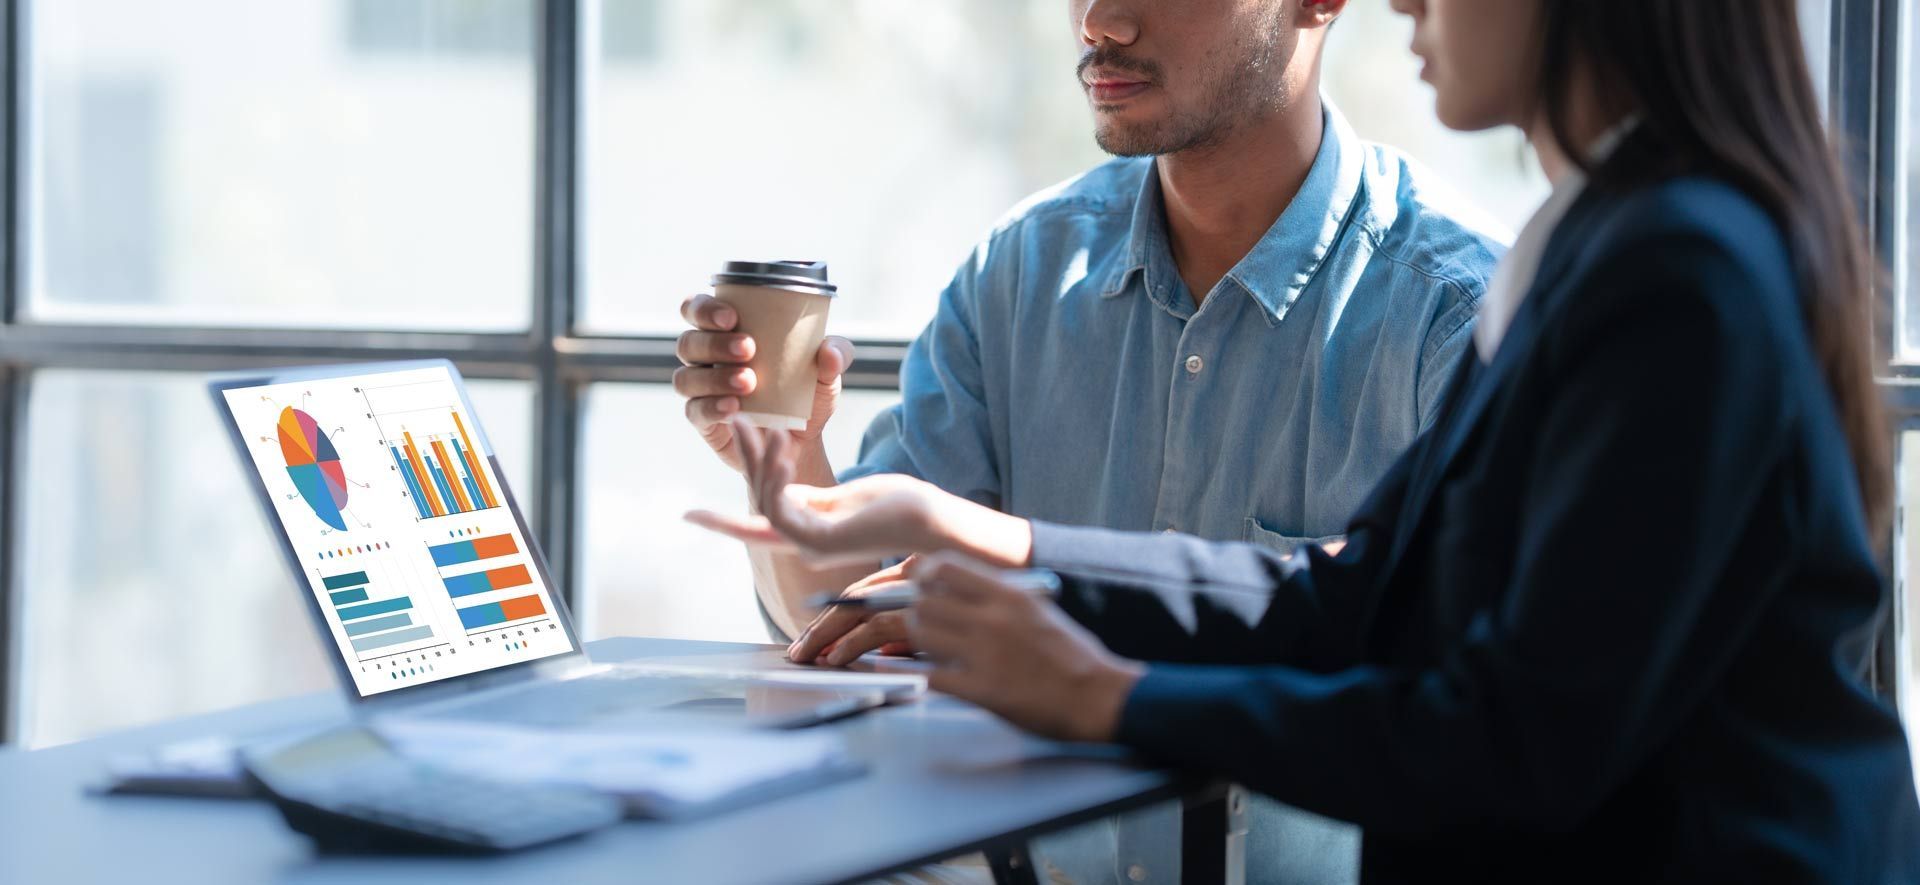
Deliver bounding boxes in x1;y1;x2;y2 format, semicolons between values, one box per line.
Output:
710;260;838;431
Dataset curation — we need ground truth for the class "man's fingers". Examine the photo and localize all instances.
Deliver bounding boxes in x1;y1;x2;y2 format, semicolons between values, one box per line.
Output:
684;395;742;430
816;336;855;380
676;330;756;366
672;365;755;400
823;612;910;666
680;293;738;331
789;605;869;663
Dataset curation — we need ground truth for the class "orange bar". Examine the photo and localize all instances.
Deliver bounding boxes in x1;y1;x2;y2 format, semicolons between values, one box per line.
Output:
403;432;446;517
498;594;546;621
452;412;498;508
471;534;519;560
485;564;532;590
431;440;473;512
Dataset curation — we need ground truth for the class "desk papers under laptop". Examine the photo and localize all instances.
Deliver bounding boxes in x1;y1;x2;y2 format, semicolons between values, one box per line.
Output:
373;718;862;819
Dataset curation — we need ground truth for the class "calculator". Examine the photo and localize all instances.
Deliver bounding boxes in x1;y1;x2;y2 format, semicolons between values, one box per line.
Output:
243;726;624;854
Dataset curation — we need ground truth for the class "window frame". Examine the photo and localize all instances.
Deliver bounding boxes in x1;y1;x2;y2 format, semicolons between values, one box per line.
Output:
0;0;910;742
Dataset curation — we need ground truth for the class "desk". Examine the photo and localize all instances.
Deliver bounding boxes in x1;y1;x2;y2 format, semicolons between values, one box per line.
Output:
0;637;1244;884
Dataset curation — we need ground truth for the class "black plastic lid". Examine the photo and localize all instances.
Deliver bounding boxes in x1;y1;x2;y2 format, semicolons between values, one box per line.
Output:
711;260;837;296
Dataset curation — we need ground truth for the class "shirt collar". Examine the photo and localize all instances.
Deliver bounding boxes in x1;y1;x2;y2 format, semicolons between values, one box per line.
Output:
1101;99;1367;325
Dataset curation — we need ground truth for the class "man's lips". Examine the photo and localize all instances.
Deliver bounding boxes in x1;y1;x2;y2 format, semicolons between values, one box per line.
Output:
1085;78;1151;103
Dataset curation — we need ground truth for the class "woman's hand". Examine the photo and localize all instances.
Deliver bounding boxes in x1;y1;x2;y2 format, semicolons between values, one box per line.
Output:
908;554;1144;743
684;418;1033;569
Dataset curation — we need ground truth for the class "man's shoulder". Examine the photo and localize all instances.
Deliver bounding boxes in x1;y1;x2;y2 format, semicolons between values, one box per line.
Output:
985;156;1149;240
1352;143;1509;308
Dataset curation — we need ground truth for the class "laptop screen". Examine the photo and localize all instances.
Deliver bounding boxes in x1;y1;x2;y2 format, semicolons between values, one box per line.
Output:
218;363;577;696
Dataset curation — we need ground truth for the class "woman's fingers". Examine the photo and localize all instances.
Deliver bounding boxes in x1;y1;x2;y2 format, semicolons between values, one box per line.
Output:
681;510;794;549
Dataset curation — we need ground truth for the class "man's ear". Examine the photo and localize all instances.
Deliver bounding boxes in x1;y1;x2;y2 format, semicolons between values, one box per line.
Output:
1298;0;1348;29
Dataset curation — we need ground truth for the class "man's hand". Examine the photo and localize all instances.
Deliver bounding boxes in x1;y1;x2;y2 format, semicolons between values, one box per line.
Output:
673;292;854;472
786;558;918;665
907;554;1144;743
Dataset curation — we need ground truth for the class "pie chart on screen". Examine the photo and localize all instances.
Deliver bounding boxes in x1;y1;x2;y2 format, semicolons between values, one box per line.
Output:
277;406;350;531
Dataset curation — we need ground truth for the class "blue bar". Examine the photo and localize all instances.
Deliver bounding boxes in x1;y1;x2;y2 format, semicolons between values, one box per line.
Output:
336;596;412;621
428;458;460;514
442;571;494;598
390;447;432;519
458;602;506;630
462;474;484;509
343;612;411;636
322;571;369;590
329;587;368;606
350;625;434;652
429;540;479;567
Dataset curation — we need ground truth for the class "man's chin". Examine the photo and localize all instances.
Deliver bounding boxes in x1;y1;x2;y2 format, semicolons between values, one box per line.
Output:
1092;121;1166;158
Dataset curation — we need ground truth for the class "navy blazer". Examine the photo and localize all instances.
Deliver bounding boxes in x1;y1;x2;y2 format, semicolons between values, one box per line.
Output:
1028;158;1920;882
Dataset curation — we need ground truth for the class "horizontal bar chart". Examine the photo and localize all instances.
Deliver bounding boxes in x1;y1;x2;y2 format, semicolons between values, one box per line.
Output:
329;588;368;606
343;612;412;637
457;594;547;630
441;564;533;599
428;533;519;567
351;624;435;652
322;571;370;590
337;596;413;621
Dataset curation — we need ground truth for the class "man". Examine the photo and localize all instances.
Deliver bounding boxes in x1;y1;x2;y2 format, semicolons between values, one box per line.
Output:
675;1;1501;881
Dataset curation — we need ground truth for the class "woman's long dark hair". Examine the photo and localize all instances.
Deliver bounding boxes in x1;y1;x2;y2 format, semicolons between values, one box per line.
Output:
1536;1;1890;543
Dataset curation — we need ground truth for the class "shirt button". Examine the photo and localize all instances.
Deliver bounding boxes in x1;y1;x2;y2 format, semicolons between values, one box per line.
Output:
1184;354;1204;374
1127;863;1149;882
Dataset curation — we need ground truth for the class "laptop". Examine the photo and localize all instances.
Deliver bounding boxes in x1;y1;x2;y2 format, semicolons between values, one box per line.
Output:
210;359;921;731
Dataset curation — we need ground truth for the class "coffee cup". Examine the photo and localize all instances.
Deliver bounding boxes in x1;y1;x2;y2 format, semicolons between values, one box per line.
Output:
710;260;838;431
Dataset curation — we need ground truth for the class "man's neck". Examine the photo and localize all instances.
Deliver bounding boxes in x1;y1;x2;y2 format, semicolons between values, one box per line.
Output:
1158;91;1324;308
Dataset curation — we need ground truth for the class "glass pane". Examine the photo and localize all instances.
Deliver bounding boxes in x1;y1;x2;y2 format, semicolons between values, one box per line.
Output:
17;370;532;748
579;1;1106;337
579;384;896;642
25;0;535;330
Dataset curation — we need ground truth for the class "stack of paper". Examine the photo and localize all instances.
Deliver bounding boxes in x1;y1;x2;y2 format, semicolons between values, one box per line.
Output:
373;719;862;819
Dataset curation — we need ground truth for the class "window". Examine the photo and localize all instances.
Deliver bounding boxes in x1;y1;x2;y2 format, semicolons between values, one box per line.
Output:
25;0;536;330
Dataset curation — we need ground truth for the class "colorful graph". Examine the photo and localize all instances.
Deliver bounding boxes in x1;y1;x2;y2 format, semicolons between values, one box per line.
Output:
323;569;436;654
278;407;350;531
387;411;500;520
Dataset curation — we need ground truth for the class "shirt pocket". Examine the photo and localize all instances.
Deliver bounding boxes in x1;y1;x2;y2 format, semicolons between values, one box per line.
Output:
1244;517;1346;557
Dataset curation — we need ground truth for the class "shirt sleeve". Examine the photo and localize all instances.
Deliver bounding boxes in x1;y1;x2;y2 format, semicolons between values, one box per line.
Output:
837;242;1004;509
1414;280;1479;432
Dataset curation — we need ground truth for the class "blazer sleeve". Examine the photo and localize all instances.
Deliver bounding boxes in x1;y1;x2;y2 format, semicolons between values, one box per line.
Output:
1101;233;1799;834
1031;439;1422;670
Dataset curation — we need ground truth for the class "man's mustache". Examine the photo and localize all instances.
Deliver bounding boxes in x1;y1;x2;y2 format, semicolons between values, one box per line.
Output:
1077;47;1163;84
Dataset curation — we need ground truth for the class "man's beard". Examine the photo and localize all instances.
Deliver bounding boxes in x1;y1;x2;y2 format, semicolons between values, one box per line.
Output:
1086;17;1289;157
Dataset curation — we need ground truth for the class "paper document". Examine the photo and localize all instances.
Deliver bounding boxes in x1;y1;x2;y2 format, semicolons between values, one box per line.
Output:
373;719;862;818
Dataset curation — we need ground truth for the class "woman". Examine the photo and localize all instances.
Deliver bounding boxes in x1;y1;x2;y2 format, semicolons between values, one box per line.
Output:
691;0;1920;879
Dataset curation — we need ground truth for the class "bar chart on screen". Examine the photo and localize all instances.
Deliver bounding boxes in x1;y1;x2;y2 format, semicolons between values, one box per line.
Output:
427;527;553;638
316;560;445;662
357;378;503;521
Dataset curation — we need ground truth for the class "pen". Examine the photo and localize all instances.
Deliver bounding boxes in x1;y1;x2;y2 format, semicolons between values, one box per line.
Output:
807;569;1062;612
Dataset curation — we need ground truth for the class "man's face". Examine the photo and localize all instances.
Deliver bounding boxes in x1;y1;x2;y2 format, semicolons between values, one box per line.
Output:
1071;0;1300;157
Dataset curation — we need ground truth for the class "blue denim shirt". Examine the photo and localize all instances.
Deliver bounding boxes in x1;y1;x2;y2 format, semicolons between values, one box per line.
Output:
845;105;1504;555
840;104;1503;885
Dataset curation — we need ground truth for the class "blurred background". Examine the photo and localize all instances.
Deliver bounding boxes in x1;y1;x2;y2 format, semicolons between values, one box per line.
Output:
5;0;1895;765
